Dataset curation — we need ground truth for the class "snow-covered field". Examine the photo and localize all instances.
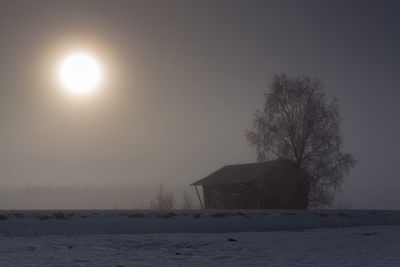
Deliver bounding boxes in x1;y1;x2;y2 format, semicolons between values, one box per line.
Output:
1;210;400;266
1;226;400;266
1;209;400;236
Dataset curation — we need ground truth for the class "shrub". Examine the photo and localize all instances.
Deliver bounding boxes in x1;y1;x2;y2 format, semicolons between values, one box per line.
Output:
161;212;177;218
149;184;175;210
182;192;193;210
53;212;68;219
36;214;51;220
212;212;227;218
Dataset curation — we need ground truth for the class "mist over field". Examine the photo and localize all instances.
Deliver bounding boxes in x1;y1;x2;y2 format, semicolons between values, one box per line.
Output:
0;185;200;210
0;0;399;211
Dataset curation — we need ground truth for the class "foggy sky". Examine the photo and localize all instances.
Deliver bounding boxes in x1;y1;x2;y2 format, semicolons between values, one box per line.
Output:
0;0;399;209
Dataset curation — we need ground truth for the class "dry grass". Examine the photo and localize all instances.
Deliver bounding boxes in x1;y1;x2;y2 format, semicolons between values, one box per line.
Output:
311;212;329;217
193;213;202;218
127;213;145;218
36;214;51;220
211;212;227;218
53;212;68;219
161;212;177;218
50;212;75;219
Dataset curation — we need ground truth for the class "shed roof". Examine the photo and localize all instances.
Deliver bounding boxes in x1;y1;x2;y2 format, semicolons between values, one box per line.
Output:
191;159;297;186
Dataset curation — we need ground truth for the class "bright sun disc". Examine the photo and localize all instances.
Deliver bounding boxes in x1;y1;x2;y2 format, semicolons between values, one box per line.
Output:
59;52;101;95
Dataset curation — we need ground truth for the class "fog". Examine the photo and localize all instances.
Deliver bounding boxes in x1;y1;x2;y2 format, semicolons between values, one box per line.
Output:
0;185;200;210
0;0;399;209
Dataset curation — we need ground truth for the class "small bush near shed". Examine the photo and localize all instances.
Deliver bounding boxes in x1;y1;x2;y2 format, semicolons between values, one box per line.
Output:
212;212;227;218
161;212;177;218
53;212;68;219
36;214;51;220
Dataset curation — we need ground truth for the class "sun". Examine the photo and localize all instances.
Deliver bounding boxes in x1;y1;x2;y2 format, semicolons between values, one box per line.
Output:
59;52;102;95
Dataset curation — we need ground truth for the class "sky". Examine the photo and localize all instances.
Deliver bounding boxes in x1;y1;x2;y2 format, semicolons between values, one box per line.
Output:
0;0;399;209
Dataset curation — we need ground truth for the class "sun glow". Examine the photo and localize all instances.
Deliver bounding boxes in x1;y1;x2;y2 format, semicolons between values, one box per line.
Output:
59;52;102;95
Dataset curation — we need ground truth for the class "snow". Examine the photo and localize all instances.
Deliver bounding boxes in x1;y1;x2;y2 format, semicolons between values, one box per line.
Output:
0;209;400;236
1;210;400;266
1;226;400;266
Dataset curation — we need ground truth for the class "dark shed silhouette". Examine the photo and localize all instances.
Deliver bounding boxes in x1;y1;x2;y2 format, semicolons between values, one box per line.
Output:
192;159;310;209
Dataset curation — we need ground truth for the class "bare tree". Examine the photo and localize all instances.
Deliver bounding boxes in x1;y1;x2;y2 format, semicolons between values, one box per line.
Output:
182;192;193;210
246;73;356;208
149;184;175;209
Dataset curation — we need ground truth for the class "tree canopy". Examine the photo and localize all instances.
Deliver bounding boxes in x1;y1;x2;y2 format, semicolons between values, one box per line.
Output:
246;73;356;207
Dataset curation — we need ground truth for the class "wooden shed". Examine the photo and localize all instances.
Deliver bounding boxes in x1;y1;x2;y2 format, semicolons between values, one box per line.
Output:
191;159;310;209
